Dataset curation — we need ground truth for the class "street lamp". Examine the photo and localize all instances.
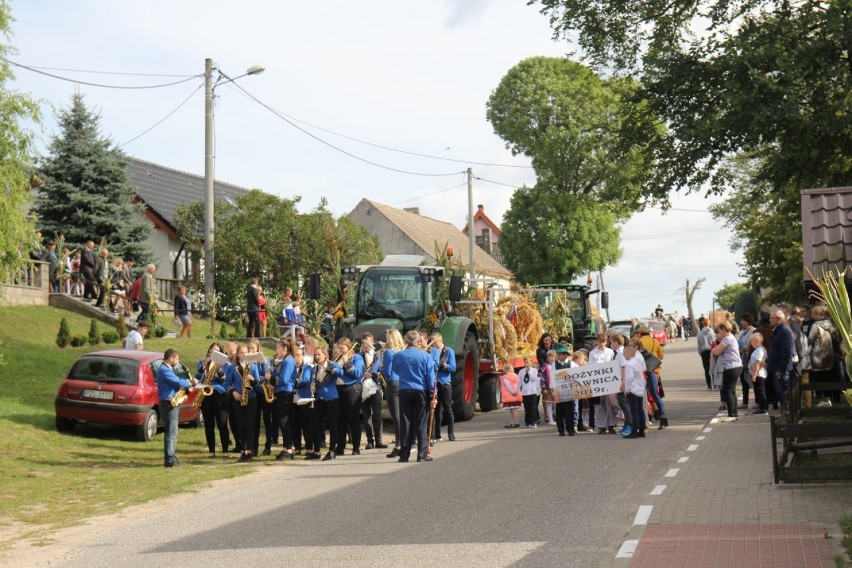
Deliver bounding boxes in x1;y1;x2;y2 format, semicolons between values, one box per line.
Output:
203;58;265;304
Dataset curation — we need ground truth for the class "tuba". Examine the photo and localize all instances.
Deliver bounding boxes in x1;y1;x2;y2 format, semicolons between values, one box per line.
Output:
193;359;216;408
239;362;254;407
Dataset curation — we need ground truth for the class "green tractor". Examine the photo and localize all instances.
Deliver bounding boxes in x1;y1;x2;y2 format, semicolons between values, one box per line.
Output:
337;255;481;421
533;283;608;352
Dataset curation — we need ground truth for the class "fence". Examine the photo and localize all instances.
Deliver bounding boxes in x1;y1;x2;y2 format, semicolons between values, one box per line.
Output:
0;261;50;306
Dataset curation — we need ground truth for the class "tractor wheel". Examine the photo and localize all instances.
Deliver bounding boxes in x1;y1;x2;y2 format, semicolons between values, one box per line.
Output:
452;331;478;421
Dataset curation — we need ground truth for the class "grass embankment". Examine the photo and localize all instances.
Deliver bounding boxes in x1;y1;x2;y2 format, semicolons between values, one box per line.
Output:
0;306;258;548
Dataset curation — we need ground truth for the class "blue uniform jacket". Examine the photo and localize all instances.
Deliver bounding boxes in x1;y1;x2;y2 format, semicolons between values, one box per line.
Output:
332;352;364;386
195;359;227;394
295;363;313;398
393;347;435;392
313;362;339;401
381;349;400;384
225;362;261;400
272;355;296;394
431;346;456;385
156;363;191;401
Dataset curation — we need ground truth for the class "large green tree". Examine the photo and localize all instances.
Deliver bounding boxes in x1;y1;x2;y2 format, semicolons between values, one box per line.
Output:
36;93;152;261
499;183;622;284
534;1;852;297
0;2;40;285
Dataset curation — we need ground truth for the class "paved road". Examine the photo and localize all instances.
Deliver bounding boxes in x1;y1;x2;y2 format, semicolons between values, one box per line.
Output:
55;340;719;568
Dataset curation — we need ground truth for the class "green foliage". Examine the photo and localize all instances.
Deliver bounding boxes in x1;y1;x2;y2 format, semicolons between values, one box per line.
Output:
733;290;759;323
34;93;152;262
116;315;128;341
70;335;87;347
153;325;166;338
218;323;228;339
499;184;622;284
55;318;70;348
101;331;119;344
714;283;749;313
486;56;663;211
0;2;41;286
87;319;100;345
232;318;244;338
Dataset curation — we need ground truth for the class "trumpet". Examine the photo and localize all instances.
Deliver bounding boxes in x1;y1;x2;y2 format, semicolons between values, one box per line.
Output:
239;362;254;407
332;343;357;366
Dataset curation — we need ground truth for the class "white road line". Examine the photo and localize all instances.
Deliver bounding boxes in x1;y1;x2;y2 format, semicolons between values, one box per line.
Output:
633;505;653;525
665;468;680;477
650;485;667;495
703;427;713;432
677;457;689;463
616;540;639;558
710;418;719;424
687;444;699;451
696;436;706;440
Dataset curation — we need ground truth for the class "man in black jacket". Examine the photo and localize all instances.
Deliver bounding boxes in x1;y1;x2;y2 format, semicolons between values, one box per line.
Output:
80;240;97;301
245;278;260;338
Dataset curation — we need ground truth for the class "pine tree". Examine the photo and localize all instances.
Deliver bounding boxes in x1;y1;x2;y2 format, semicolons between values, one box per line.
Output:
88;319;100;346
35;93;152;262
116;315;128;341
56;317;71;348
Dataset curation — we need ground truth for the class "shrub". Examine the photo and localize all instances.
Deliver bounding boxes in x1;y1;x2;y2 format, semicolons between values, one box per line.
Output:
101;331;120;344
154;325;167;338
232;319;244;338
56;318;71;348
116;316;128;341
218;324;228;339
70;335;87;347
88;320;100;346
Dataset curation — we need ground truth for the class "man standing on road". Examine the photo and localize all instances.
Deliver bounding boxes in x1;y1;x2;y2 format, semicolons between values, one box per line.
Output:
766;309;795;410
697;317;715;390
156;348;197;467
394;330;437;462
430;332;456;442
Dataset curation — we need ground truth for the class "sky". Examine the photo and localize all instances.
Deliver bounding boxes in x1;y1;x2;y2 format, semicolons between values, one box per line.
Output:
6;0;743;321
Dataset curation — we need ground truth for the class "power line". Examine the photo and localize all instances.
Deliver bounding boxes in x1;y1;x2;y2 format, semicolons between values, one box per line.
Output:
119;84;203;147
8;60;202;90
624;226;721;239
391;180;467;206
228;80;464;178
9;63;196;78
474;176;529;189
220;82;533;170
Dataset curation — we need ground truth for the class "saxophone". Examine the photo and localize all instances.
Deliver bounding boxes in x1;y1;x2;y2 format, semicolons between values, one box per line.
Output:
193;359;216;408
260;368;276;404
170;387;188;408
239;362;254;407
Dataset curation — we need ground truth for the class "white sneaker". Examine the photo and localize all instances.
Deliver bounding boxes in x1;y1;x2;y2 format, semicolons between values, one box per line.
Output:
548;421;557;426
720;416;738;422
815;400;832;408
531;424;538;429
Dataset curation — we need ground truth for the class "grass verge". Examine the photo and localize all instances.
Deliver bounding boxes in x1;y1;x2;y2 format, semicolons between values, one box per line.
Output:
0;306;262;549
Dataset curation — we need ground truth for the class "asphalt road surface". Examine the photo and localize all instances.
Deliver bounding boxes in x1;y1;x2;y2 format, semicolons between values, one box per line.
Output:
57;339;720;568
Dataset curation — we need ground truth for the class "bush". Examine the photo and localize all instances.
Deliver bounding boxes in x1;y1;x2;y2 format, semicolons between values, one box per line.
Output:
70;335;87;347
154;325;167;338
88;320;100;346
218;324;228;339
56;318;71;348
116;316;128;341
232;319;244;338
101;331;120;344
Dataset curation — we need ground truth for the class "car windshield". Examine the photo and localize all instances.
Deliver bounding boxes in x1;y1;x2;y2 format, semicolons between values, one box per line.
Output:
357;268;431;324
650;322;664;331
71;357;139;385
150;360;191;380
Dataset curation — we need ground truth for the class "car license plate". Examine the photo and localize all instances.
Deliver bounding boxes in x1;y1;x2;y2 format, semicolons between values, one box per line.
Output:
82;389;114;400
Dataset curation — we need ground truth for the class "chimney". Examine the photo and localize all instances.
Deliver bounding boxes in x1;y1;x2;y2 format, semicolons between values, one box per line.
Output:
404;207;420;215
477;204;484;212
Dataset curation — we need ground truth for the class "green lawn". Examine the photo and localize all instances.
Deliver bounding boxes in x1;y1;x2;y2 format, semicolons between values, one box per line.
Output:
0;306;261;548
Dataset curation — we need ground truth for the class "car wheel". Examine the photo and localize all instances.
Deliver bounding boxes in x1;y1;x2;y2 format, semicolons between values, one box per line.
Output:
192;408;204;428
136;408;159;442
55;415;76;433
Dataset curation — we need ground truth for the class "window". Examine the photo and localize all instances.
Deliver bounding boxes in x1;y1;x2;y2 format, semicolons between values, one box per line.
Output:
72;357;139;385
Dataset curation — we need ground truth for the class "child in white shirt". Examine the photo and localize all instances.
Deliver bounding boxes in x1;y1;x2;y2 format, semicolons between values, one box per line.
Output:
589;333;617;434
749;333;768;415
621;345;647;438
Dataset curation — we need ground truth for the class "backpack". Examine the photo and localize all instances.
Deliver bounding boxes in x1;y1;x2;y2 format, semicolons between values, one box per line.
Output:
130;276;142;301
809;321;835;371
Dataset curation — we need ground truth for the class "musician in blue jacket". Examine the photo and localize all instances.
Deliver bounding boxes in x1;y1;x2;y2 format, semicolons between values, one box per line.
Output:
311;347;339;461
271;340;296;460
395;331;438;462
156;348;196;467
291;346;314;457
195;342;230;457
360;332;387;450
430;333;457;442
331;337;365;456
225;344;261;463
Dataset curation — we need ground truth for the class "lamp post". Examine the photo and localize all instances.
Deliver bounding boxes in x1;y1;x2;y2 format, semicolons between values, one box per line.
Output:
203;58;265;304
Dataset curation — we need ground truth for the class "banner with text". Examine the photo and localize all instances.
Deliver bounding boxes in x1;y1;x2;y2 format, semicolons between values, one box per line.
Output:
552;360;621;401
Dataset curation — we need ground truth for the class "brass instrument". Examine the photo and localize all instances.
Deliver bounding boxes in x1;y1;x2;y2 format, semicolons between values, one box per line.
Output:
332;343;357;365
260;378;276;404
169;388;188;408
239;362;254;407
193;359;216;408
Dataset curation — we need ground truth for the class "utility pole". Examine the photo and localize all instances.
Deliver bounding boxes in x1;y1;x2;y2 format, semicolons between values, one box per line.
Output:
467;167;475;279
203;58;215;303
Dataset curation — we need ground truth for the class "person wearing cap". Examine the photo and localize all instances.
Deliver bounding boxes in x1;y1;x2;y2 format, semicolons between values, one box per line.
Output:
552;343;576;436
125;321;148;350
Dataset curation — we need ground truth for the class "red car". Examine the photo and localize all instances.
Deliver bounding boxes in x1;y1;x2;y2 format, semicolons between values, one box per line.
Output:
54;349;200;441
648;320;668;346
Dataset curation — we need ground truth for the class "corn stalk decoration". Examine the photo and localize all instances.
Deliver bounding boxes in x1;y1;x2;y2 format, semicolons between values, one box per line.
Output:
807;267;852;407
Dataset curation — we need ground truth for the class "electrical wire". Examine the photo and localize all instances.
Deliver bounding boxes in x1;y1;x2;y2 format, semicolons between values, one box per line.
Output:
227;80;464;178
474;176;530;189
391;180;467;206
8;60;202;89
624;226;721;239
9;63;196;78
219;82;533;170
119;83;203;147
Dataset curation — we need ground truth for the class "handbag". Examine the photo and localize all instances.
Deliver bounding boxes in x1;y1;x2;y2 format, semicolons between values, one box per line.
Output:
642;350;662;372
361;377;379;401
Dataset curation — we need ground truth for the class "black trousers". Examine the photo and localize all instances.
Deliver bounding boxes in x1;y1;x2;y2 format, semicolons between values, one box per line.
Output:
627;392;646;433
722;367;740;417
274;392;295;449
399;389;428;461
246;312;260;338
522;394;538;426
257;395;277;451
233;396;257;454
754;377;768;411
200;391;230;453
554;400;575;435
700;350;712;388
82;272;96;300
336;383;362;452
291;401;312;450
433;382;454;438
739;366;751;405
312;398;339;453
361;387;384;444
